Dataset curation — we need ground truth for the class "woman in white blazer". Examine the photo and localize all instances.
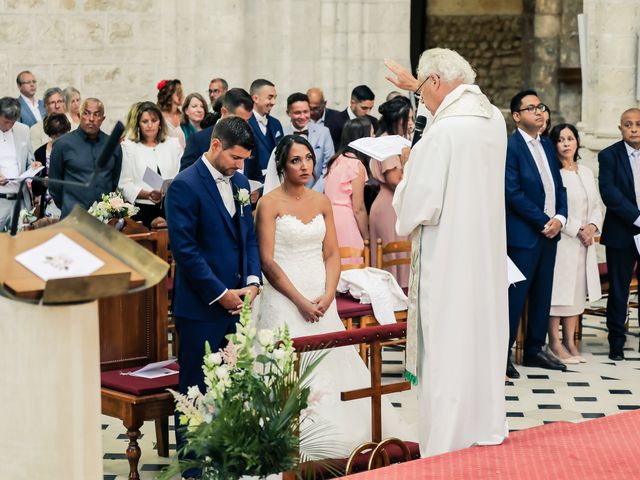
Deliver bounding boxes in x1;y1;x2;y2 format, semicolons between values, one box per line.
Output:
548;123;603;363
118;101;183;227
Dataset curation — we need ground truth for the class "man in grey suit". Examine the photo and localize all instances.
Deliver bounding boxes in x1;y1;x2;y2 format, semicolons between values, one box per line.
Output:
0;97;38;231
49;98;122;218
16;71;46;128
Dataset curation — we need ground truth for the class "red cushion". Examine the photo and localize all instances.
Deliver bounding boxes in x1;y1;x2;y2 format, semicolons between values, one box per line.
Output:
101;363;179;396
598;262;608;277
336;294;374;318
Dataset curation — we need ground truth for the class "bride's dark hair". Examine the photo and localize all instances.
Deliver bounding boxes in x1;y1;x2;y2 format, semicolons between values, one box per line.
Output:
274;134;317;180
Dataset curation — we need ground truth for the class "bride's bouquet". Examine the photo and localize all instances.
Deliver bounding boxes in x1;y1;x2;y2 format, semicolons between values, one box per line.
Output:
160;296;327;480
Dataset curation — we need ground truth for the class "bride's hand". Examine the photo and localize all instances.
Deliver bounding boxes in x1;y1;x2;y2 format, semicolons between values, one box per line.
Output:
296;298;323;323
312;292;334;315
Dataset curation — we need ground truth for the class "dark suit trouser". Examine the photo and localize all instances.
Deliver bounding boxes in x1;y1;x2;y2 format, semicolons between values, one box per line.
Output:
174;316;238;475
508;239;558;358
605;245;639;352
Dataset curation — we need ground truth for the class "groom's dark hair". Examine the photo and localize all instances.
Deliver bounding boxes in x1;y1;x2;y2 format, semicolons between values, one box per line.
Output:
211;116;255;152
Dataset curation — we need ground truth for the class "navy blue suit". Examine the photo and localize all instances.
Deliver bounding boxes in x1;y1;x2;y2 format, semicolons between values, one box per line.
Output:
505;130;567;358
598;140;640;352
179;125;214;171
165;158;261;464
17;96;46;128
244;113;283;182
326;109;379;150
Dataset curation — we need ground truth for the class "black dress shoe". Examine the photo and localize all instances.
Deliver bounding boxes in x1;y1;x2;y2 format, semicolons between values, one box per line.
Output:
608;351;624;361
522;351;567;371
506;358;520;379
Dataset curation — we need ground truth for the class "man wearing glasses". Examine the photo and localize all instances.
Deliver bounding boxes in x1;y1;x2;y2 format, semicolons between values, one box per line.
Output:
49;98;122;218
208;77;228;110
30;87;66;150
16;71;46;128
505;89;568;378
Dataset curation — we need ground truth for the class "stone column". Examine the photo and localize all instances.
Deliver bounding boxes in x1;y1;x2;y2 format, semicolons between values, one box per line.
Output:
578;0;640;172
531;0;561;111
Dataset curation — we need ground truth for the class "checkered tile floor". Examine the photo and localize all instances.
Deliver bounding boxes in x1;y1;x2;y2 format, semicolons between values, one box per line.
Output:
102;310;640;479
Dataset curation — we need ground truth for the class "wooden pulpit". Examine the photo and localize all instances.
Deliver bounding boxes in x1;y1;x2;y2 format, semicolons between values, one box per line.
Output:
0;206;168;480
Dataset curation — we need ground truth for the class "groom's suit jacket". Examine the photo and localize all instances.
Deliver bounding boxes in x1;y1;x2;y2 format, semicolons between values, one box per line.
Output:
166;157;261;328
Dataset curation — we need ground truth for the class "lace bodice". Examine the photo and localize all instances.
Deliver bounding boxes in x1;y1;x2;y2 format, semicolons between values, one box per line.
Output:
272;214;326;299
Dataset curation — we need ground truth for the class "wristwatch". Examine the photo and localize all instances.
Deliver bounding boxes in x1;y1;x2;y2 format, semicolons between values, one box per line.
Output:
247;282;263;294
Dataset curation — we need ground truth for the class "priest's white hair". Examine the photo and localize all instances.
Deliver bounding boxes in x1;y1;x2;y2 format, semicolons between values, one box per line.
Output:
417;48;476;85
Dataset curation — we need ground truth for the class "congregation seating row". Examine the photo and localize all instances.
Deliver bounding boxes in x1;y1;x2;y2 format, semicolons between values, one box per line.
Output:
99;231;414;479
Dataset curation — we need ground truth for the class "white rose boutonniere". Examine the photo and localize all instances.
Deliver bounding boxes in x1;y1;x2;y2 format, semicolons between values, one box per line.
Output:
234;187;250;216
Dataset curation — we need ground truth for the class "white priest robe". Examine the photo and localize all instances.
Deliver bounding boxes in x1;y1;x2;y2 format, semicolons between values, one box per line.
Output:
393;84;509;457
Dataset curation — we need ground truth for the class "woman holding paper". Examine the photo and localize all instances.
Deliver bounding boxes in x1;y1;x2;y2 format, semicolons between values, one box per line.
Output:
369;96;414;287
118;101;183;227
548;123;602;363
324;118;372;263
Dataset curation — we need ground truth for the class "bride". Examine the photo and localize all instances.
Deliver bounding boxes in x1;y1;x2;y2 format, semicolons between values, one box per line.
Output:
254;134;414;458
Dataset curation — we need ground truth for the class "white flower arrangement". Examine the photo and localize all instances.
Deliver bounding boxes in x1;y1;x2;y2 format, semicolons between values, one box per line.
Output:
88;191;139;223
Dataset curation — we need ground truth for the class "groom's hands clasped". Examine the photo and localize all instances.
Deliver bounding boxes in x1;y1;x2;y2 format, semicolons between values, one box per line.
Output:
219;285;260;315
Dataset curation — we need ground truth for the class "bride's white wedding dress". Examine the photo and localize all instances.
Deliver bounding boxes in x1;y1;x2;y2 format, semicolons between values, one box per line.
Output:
256;213;415;458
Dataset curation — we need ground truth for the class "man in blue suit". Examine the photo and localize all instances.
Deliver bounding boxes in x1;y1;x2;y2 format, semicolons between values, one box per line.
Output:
598;108;640;361
326;84;379;149
179;88;254;171
16;71;46;128
165;116;261;477
505;90;568;378
244;79;284;182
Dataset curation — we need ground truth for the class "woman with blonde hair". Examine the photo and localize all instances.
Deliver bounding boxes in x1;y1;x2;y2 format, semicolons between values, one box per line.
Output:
63;86;81;129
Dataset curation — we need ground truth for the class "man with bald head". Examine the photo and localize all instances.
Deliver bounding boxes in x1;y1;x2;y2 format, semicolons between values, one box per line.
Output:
306;87;339;127
49;98;122;217
599;107;640;360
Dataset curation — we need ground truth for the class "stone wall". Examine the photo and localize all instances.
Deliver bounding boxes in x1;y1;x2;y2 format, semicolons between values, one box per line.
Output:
0;0;411;129
425;15;523;110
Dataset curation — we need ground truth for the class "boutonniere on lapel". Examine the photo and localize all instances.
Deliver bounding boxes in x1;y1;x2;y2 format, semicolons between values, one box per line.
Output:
234;187;250;217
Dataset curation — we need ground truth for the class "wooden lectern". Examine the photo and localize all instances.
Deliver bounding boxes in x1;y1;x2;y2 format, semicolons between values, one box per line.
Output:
0;206;168;479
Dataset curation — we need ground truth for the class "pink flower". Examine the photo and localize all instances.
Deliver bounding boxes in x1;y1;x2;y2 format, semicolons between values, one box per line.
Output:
221;341;240;367
109;196;125;209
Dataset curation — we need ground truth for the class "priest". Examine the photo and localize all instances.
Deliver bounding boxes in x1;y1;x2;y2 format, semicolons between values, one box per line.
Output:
387;48;509;457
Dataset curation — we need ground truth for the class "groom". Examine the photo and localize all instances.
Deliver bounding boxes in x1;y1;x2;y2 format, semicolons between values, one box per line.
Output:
166;116;261;475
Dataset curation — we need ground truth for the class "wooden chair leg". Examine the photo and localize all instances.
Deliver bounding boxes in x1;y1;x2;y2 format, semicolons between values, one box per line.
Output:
125;421;144;480
155;416;169;457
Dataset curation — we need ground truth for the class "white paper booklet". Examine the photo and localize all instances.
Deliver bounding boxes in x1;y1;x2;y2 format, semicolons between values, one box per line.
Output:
507;256;526;286
15;233;105;281
124;359;178;379
348;135;411;162
142;166;172;194
249;179;263;193
9;165;44;182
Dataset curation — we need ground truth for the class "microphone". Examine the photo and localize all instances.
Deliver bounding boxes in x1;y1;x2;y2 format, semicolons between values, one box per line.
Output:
9;121;125;236
411;115;427;148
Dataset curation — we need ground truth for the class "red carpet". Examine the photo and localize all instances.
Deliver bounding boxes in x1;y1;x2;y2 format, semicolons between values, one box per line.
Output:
345;410;640;479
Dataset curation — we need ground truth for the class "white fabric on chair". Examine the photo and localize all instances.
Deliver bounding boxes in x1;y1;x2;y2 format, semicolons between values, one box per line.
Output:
337;267;408;325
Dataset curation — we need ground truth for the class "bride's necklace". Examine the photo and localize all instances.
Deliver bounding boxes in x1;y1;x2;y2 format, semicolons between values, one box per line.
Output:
282;184;305;200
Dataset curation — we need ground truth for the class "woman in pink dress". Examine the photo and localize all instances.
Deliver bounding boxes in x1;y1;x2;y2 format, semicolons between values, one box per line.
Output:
324;117;373;264
369;96;414;288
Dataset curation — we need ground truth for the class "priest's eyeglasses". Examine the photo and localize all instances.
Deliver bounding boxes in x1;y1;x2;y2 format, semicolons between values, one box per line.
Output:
414;74;440;101
518;103;548;114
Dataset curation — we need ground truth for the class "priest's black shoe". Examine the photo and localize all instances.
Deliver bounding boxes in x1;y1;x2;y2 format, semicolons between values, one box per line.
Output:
506;358;520;379
608;350;624;361
522;350;567;371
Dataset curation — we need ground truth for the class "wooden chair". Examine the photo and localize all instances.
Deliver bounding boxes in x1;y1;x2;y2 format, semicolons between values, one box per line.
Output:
99;230;176;480
282;322;420;479
339;239;370;271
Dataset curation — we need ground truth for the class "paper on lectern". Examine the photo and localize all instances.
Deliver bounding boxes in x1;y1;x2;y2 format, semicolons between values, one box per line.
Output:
125;359;178;379
15;233;104;281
